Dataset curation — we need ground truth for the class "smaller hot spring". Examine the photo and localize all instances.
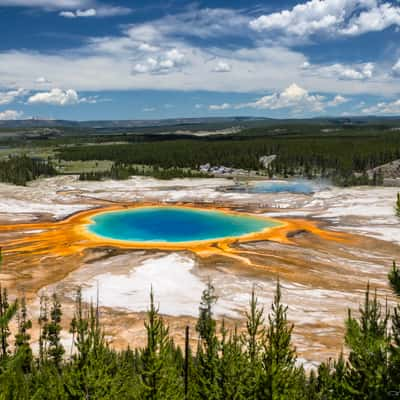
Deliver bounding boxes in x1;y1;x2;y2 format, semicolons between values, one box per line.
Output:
248;180;315;194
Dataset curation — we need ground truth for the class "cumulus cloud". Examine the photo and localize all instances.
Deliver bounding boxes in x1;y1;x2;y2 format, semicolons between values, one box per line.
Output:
0;6;398;99
249;0;400;40
342;2;400;36
209;84;349;113
59;8;96;18
242;83;326;111
328;94;349;106
303;61;375;80
362;99;400;114
0;109;23;120
59;6;130;18
212;61;232;73
133;49;186;74
392;59;400;76
28;88;81;106
0;88;27;105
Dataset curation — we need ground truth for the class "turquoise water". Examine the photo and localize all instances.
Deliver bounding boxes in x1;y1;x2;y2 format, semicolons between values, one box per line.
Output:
87;207;278;243
249;181;314;194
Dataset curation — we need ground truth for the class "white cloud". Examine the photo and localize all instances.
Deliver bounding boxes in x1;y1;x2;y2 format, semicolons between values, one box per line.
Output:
362;99;400;114
342;2;400;36
303;61;375;80
392;59;400;76
209;103;232;110
147;7;250;39
0;88;27;105
35;76;51;84
138;43;159;52
0;8;398;98
60;8;96;18
249;0;400;40
243;83;326;111
133;49;186;75
28;88;80;106
212;61;232;73
0;109;23;120
143;107;156;112
209;84;348;113
59;6;130;18
328;94;349;106
0;0;91;8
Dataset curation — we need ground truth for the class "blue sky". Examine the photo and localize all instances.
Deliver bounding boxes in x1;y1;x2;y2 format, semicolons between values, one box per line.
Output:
1;0;400;120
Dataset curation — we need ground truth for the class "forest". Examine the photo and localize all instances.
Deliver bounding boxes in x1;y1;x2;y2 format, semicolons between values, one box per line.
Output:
0;156;57;186
0;254;400;399
58;131;399;185
1;123;400;186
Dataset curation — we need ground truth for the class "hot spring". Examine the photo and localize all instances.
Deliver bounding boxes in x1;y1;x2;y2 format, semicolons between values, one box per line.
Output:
86;206;280;243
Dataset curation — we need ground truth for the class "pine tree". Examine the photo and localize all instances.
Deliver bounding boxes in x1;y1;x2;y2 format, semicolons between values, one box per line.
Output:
345;285;390;399
65;288;132;399
316;354;352;399
389;305;400;395
388;260;400;395
389;261;400;296
38;294;49;365
0;286;17;360
14;295;33;373
396;193;400;217
194;281;221;400
45;293;65;369
259;280;303;399
140;289;183;400
242;288;265;398
219;323;247;400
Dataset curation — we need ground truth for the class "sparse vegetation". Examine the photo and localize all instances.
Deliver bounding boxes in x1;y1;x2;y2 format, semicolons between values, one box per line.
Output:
0;254;400;398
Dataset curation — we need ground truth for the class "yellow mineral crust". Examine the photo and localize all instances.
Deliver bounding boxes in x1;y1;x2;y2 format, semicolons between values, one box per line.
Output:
1;203;350;261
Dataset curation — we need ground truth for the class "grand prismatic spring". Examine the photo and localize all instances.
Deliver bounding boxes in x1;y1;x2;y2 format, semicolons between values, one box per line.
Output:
86;206;281;243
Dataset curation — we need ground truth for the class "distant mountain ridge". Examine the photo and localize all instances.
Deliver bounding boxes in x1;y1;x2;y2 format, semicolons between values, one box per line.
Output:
0;117;270;129
1;116;400;129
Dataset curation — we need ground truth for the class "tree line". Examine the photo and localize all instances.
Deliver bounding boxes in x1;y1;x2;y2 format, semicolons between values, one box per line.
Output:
57;132;400;185
1;253;400;399
79;164;210;182
0;156;57;186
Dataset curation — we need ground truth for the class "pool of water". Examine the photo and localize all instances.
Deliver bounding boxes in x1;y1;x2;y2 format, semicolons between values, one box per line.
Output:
249;181;315;194
87;207;279;243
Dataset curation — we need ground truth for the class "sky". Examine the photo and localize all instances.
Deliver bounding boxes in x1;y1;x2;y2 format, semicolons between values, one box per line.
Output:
1;0;400;120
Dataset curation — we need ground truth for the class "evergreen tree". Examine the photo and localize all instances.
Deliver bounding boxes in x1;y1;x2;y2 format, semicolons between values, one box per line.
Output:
140;289;183;400
242;289;265;399
388;260;400;395
42;293;64;369
396;193;400;217
389;261;400;296
345;285;390;399
14;295;33;373
194;281;221;400
0;286;17;360
389;305;400;395
259;281;303;399
316;355;352;400
219;324;247;400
